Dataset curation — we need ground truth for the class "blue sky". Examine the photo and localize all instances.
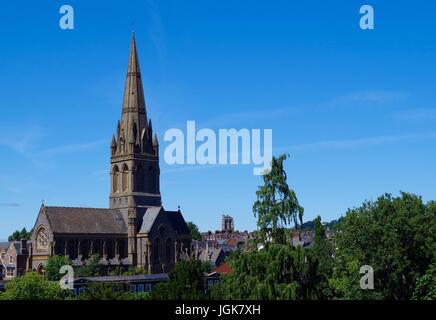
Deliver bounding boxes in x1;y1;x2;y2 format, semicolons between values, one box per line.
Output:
1;0;436;240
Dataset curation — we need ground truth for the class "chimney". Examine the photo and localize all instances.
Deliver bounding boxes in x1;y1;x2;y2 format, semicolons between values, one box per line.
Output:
21;239;28;255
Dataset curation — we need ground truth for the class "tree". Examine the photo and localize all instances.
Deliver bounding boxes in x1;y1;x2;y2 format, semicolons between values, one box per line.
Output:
8;227;33;241
253;154;303;245
331;192;435;300
122;266;145;276
310;216;334;298
312;217;333;276
187;221;202;241
150;259;206;300
46;255;72;281
76;282;138;300
412;262;436;300
220;244;324;300
0;272;71;300
77;254;102;277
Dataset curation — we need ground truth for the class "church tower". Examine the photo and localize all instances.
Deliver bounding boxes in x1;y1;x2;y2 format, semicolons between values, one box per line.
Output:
109;33;161;215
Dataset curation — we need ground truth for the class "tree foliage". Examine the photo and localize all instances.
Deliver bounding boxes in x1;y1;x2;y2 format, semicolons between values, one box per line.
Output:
46;255;72;281
0;272;71;300
253;154;303;245
331;192;435;300
77;254;102;277
412;262;436;300
219;244;324;300
150;259;206;300
187;221;202;241
75;282;142;300
8;227;33;241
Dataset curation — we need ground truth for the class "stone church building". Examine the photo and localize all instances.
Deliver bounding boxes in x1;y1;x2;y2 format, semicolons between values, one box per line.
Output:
27;34;192;275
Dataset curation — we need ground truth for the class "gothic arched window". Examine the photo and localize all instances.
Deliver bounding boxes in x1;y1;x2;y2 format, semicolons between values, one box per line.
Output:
122;164;129;191
112;166;119;193
134;165;141;192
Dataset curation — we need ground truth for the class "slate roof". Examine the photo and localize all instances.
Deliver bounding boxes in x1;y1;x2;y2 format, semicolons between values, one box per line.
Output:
139;206;162;233
0;242;8;250
198;247;224;266
74;273;169;283
166;211;190;235
11;242;21;253
43;206;127;234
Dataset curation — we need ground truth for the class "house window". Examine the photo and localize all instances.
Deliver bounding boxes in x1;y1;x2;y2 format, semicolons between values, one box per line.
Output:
6;268;14;277
130;284;136;292
78;287;85;294
9;256;12;264
137;284;144;292
145;283;152;292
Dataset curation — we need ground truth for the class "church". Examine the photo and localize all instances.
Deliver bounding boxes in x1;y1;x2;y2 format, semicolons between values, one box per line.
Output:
27;34;192;275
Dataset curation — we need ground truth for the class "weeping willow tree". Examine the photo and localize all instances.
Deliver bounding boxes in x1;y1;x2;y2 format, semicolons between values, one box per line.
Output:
216;245;324;300
253;154;304;245
209;155;325;300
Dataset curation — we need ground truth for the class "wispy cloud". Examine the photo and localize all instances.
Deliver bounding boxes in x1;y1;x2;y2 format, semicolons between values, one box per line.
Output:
394;108;436;122
37;139;107;157
200;107;297;128
0;203;20;207
283;132;436;153
0;125;44;154
329;90;407;107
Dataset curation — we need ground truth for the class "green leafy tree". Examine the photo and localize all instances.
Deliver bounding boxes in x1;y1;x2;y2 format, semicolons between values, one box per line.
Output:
8;228;33;241
412;262;436;300
309;216;334;298
46;255;72;281
0;272;71;300
312;217;334;276
150;259;206;300
122;266;145;276
253;154;303;245
187;221;202;241
77;254;102;277
76;282;136;300
331;192;435;300
220;244;323;300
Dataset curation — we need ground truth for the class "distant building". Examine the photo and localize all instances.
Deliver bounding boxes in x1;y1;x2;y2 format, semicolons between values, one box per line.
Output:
221;215;234;232
0;240;28;278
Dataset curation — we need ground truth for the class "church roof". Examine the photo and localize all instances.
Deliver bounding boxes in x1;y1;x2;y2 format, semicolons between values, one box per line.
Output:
166;211;190;235
139;206;162;233
43;206;127;235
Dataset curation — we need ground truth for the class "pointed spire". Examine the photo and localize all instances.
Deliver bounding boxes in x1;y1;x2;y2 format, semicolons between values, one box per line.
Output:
120;32;148;141
122;33;147;115
153;133;159;146
111;134;117;148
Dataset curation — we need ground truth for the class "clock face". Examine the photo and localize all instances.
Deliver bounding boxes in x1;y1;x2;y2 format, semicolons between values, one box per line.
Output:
36;226;49;250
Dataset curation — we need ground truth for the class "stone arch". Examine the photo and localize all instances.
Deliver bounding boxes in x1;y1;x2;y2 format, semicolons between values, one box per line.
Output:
112;165;119;193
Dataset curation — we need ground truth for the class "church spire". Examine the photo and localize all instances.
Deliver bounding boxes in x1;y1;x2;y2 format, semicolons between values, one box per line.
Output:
110;33;161;210
119;32;148;153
